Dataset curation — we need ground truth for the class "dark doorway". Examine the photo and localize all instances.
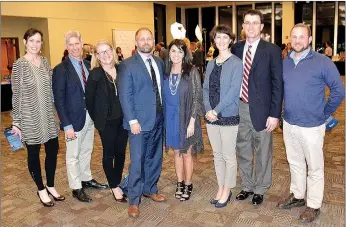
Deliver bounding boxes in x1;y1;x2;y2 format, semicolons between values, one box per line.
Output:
154;3;167;46
202;7;216;53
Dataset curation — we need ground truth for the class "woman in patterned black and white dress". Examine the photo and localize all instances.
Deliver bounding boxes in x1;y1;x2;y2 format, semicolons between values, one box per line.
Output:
11;28;65;207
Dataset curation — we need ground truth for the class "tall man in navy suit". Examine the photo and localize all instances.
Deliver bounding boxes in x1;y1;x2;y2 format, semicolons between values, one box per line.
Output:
117;28;165;218
52;31;108;203
231;9;283;205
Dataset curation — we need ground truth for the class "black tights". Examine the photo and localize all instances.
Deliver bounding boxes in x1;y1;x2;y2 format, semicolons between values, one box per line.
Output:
25;137;59;191
99;118;128;189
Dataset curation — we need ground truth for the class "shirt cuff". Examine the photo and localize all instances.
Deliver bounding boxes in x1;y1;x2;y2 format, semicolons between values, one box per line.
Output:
129;120;138;125
63;125;74;131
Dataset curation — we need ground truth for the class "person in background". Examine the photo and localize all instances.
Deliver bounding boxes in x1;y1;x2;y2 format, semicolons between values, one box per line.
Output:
158;42;168;62
192;41;204;82
116;47;125;62
231;9;283;206
281;43;287;59
240;29;246;41
282;42;292;59
164;39;204;202
131;46;137;56
277;23;344;223
203;24;243;208
83;44;92;61
85;40;128;203
62;49;69;62
153;44;161;57
205;42;215;66
183;38;193;61
11;28;65;207
324;41;333;59
52;30;108;203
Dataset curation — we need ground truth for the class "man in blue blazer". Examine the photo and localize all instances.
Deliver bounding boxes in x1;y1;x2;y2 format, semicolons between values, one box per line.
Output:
117;28;165;218
52;31;107;203
231;10;283;205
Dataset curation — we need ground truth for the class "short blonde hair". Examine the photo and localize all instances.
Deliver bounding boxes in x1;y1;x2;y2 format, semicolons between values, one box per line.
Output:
91;39;118;70
64;30;83;45
291;23;311;37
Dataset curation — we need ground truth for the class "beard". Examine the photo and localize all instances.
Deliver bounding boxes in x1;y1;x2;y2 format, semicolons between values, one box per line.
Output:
138;44;153;53
292;43;309;53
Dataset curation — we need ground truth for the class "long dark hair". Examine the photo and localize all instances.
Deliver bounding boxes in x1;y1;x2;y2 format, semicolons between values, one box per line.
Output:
164;39;192;78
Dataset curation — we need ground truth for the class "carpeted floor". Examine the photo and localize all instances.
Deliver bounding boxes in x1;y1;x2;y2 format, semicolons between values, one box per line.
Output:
1;78;344;227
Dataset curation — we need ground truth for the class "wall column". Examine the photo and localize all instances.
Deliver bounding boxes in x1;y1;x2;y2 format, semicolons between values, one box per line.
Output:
282;2;295;45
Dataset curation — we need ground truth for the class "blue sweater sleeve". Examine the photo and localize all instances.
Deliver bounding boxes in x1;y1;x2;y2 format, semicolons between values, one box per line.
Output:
323;58;345;119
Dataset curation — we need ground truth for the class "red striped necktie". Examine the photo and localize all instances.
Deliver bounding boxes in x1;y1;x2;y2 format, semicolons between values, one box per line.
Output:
78;60;87;87
241;45;252;103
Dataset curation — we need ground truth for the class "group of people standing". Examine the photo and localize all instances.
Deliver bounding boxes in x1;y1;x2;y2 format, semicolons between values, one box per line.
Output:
10;9;344;224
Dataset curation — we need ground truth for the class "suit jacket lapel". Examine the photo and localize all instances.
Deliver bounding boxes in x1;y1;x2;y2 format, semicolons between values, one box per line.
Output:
250;39;265;74
64;58;84;92
239;41;245;59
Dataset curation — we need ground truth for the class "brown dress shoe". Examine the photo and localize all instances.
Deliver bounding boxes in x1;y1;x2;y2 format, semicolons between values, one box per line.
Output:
128;205;139;218
143;193;165;202
300;207;320;223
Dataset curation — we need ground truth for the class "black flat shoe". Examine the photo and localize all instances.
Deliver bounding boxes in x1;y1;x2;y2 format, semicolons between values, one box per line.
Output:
82;179;108;189
252;194;264;205
215;191;232;208
111;189;127;203
46;186;65;201
236;190;254;200
37;191;54;207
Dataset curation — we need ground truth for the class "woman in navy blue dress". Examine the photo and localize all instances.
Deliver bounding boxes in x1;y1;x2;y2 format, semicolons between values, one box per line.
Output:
163;39;204;201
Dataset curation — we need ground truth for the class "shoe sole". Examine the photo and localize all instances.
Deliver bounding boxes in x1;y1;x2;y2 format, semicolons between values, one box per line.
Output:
128;214;139;218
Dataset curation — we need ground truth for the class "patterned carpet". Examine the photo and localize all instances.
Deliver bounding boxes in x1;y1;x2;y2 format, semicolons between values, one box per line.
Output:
1;77;344;227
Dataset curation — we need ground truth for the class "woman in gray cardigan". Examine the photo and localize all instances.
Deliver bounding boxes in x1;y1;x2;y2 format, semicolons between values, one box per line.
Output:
164;39;204;201
203;24;243;208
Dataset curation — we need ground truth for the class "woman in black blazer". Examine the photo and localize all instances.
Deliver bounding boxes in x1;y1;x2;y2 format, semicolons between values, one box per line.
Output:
85;40;128;203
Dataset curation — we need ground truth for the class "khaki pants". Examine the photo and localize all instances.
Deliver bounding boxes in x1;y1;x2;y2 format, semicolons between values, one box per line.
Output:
283;120;325;209
206;124;238;188
66;112;94;189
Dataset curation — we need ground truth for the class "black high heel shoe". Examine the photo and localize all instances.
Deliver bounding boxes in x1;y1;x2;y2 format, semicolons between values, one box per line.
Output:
37;191;54;207
175;181;185;199
215;191;232;208
180;184;193;201
210;198;218;205
46;186;65;201
111;189;127;203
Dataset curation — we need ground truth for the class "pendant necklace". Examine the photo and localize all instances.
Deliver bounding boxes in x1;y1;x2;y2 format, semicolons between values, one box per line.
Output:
169;72;181;96
105;69;117;96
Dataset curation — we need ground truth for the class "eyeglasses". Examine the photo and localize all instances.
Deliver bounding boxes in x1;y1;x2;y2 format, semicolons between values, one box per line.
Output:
97;48;112;56
243;21;261;26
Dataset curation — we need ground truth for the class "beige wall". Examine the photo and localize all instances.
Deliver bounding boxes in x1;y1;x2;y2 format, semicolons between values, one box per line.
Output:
1;2;154;67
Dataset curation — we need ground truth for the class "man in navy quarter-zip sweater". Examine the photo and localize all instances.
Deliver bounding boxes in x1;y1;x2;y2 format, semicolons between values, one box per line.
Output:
277;23;344;223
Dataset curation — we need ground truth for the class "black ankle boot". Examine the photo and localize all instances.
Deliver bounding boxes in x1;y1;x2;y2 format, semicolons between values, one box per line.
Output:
175;181;185;199
180;184;193;201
